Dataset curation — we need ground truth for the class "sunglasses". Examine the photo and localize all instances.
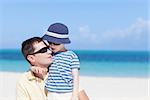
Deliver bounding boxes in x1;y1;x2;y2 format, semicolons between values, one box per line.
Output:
48;42;60;45
31;46;50;55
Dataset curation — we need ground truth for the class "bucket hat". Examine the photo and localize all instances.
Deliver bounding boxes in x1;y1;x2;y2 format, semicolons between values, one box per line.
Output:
42;23;71;44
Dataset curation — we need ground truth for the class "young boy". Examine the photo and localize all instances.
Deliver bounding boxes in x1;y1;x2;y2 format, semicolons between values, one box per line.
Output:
42;23;80;100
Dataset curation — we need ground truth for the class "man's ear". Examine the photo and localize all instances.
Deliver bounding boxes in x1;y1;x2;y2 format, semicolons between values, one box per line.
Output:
27;55;35;63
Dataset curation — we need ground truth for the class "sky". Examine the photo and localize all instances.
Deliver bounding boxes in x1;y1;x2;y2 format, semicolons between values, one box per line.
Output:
0;0;149;51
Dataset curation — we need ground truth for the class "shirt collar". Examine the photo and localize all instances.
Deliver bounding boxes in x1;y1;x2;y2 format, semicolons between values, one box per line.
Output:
27;70;36;81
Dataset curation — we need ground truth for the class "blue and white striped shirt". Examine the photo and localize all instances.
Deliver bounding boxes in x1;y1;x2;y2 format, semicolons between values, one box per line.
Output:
45;51;80;93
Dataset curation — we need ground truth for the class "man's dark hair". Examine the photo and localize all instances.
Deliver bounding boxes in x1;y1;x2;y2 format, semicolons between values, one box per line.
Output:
21;37;43;63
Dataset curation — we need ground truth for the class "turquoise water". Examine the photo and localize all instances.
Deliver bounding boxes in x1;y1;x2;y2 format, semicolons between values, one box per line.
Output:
80;61;149;77
0;60;29;72
0;49;149;77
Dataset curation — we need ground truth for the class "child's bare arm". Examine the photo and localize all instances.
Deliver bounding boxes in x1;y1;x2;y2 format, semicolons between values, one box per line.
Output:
71;68;79;100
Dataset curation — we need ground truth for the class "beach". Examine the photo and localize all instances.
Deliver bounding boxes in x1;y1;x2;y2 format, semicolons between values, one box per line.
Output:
0;72;150;100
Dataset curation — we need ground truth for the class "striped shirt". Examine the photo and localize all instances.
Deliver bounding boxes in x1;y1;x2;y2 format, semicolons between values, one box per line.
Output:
45;51;80;93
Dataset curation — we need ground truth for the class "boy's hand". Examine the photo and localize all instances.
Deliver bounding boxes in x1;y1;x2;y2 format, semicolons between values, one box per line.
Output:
30;66;48;75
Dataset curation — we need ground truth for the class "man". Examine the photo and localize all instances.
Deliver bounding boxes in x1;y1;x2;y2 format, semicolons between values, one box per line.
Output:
16;37;52;100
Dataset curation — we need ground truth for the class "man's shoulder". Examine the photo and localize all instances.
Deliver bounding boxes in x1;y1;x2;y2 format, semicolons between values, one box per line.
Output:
17;71;30;82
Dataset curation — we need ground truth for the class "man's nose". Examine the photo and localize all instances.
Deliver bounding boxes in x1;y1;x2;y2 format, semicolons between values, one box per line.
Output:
47;49;52;54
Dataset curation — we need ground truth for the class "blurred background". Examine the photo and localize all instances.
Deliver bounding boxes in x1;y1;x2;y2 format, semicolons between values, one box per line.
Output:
0;0;149;77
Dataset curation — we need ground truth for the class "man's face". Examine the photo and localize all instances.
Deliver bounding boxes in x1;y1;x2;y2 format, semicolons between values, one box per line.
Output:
31;41;52;67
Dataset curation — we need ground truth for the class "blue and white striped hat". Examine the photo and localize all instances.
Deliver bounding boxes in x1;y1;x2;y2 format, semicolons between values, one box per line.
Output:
42;23;71;44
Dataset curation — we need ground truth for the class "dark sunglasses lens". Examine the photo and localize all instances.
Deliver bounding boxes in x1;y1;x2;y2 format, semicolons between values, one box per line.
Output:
30;47;50;55
48;42;52;45
48;42;60;45
54;43;60;45
39;47;48;53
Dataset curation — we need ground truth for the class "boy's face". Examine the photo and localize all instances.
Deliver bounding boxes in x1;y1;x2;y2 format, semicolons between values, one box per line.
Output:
48;43;65;53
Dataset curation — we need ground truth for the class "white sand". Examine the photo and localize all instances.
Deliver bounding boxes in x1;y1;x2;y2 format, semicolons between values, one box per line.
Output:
0;72;150;100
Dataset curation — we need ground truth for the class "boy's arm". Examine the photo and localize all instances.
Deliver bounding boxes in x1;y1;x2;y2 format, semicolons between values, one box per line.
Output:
71;68;79;100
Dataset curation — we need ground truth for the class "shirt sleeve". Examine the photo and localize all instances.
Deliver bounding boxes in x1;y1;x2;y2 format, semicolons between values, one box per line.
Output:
71;52;80;69
16;79;30;100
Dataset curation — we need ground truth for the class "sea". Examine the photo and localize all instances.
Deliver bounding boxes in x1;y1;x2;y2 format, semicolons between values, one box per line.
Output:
0;49;149;78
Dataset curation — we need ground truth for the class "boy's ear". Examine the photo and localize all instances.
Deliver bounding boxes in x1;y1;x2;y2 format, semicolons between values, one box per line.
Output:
27;55;35;63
